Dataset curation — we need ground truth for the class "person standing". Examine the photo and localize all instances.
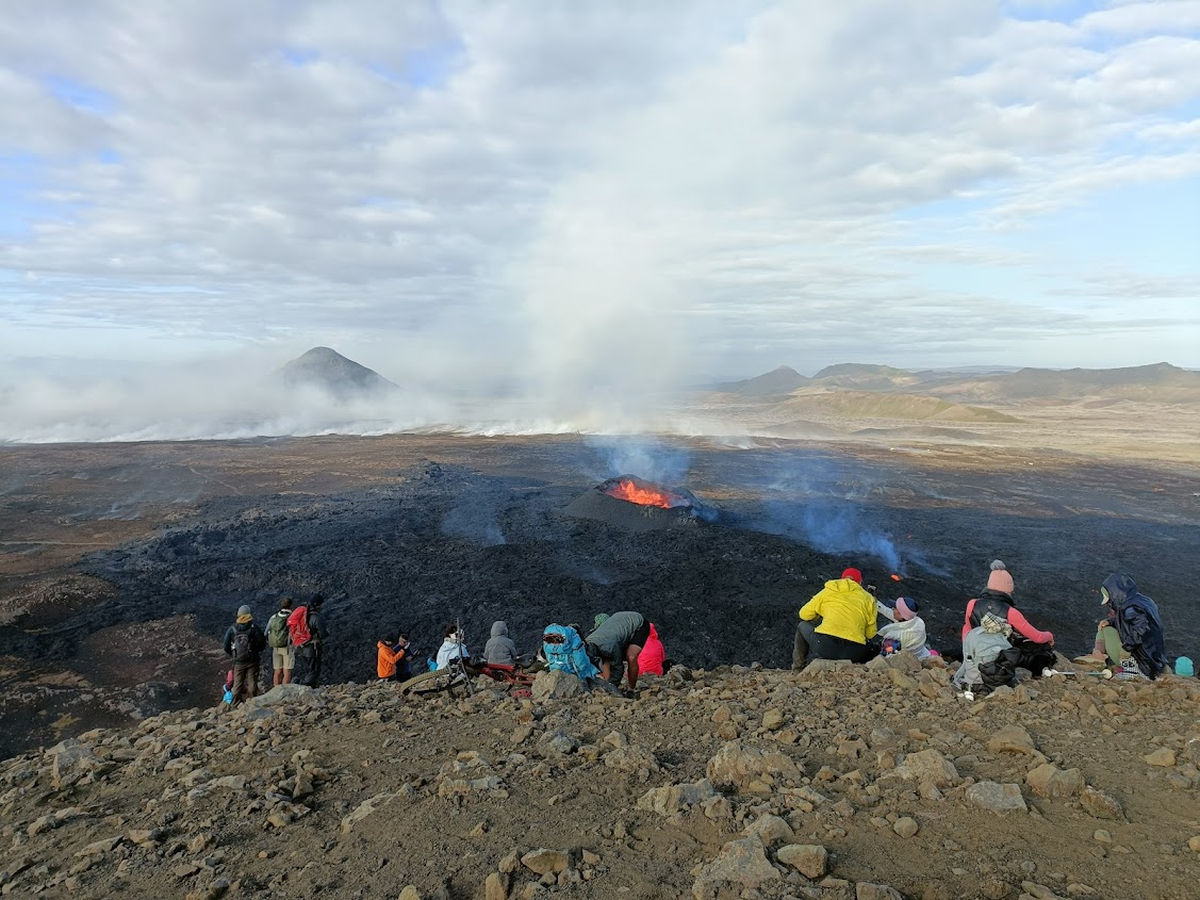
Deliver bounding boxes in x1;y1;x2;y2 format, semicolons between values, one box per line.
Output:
289;595;326;687
265;597;295;686
792;567;879;669
222;604;267;706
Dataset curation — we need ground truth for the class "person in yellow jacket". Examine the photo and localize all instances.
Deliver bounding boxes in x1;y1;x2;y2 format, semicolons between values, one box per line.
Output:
792;567;880;670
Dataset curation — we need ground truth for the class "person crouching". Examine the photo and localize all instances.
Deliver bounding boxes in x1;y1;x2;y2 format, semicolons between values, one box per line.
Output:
792;568;879;670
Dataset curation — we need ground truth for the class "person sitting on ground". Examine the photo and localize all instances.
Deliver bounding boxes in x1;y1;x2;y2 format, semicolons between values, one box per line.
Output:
1075;604;1121;668
265;597;294;686
484;620;518;666
953;617;1018;695
222;604;267;706
792;567;878;669
876;596;932;659
1095;573;1167;679
377;634;408;681
584;610;650;694
637;622;666;677
435;624;469;670
961;560;1056;677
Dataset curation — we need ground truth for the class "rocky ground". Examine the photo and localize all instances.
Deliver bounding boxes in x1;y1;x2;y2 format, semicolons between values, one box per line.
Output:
3;654;1199;900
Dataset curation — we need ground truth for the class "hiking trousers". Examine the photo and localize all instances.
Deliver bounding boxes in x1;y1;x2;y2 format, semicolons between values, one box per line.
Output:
231;661;260;706
296;644;323;687
793;620;877;669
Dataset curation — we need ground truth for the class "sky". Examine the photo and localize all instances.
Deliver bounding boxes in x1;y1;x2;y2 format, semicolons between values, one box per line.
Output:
1;0;1199;415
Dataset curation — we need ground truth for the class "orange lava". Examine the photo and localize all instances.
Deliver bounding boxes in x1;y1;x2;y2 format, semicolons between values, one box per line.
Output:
605;479;682;508
890;573;902;582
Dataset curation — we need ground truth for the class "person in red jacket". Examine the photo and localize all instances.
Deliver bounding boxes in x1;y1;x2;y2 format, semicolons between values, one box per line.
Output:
637;623;666;677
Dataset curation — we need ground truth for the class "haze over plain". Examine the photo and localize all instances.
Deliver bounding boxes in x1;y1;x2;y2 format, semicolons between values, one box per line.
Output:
1;1;1198;439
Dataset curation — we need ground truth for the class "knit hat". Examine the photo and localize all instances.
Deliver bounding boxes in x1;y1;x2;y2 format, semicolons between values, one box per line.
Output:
236;604;252;624
986;560;1014;595
894;597;918;621
841;568;862;584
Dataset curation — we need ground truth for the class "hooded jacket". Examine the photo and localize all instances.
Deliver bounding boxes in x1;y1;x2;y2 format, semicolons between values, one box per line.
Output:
1103;573;1167;679
799;578;877;645
637;623;665;676
484;621;518;666
436;634;468;670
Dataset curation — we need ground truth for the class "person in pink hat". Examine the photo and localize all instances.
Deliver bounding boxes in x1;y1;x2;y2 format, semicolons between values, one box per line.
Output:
961;560;1056;676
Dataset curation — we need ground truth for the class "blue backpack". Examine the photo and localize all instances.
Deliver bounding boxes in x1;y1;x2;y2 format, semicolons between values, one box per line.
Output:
542;624;600;681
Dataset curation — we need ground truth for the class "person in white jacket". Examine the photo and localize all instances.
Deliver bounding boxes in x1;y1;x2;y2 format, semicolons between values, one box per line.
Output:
876;597;932;659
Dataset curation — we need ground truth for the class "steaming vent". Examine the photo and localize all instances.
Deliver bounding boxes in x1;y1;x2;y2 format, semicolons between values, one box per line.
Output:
565;475;713;532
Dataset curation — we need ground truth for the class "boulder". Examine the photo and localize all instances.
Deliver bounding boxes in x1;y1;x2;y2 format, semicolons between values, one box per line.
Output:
521;849;570;875
986;725;1037;755
743;814;795;846
1079;786;1124;820
966;781;1028;813
1143;748;1177;767
895;749;959;787
692;837;780;899
893;817;919;838
241;684;317;712
1026;764;1085;800
531;671;589;701
637;779;718;816
775;843;828;879
50;739;102;788
706;741;802;791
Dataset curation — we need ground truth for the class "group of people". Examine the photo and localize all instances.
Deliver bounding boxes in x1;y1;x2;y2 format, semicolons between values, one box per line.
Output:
789;559;1173;692
220;595;325;706
221;560;1176;706
422;611;668;696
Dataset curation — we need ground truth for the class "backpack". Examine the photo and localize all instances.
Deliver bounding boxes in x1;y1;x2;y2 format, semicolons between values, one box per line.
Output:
542;624;600;681
232;628;255;664
267;612;290;648
287;606;311;647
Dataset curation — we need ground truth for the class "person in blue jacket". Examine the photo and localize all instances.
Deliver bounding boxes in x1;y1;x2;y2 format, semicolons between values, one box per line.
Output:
1100;573;1167;679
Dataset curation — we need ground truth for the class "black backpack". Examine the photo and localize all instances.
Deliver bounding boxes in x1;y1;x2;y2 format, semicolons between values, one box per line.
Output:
233;629;255;664
977;647;1021;692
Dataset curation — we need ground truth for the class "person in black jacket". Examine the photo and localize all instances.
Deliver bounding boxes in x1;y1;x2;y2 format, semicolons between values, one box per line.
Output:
223;604;267;706
1100;573;1167;679
295;595;326;687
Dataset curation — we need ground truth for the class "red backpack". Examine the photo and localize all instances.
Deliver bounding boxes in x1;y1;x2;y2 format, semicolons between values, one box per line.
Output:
287;606;311;647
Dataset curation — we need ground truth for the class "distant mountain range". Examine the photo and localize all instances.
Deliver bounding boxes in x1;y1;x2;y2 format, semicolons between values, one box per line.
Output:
278;347;397;398
714;361;1200;407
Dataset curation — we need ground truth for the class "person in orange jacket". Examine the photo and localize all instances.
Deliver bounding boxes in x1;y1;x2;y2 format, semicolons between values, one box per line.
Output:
377;633;410;681
637;622;666;676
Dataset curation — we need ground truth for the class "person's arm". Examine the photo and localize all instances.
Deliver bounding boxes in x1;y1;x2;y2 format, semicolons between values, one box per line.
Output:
863;598;877;640
798;596;822;622
1119;606;1151;649
876;601;897;623
599;660;611;682
1007;608;1053;644
907;618;927;651
961;599;976;643
222;627;233;656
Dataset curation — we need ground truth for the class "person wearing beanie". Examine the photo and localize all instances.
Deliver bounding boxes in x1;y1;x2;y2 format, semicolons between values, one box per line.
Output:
222;603;267;706
961;560;1056;676
793;567;879;670
876;597;932;659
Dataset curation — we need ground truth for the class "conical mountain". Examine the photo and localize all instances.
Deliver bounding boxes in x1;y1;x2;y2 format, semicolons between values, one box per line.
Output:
279;347;397;397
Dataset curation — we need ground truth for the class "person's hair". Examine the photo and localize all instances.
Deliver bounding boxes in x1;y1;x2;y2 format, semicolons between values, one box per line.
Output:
443;623;456;637
381;634;395;645
279;596;293;610
311;594;325;610
398;632;409;641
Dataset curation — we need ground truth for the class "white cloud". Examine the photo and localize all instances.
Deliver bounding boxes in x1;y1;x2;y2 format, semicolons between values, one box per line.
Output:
0;0;1198;440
